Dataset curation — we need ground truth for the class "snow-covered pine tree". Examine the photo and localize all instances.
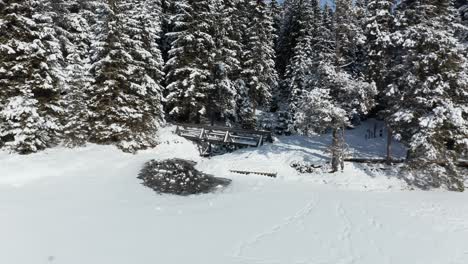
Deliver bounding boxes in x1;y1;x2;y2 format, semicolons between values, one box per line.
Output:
0;0;64;153
389;0;468;191
124;0;165;123
454;0;468;44
364;0;394;97
164;0;215;123
276;0;314;78
161;0;177;63
362;0;396;162
49;0;94;147
334;0;366;76
87;0;164;153
284;0;319;131
294;63;376;172
239;0;278;129
353;0;370;80
207;0;241;125
294;4;376;172
268;0;283;47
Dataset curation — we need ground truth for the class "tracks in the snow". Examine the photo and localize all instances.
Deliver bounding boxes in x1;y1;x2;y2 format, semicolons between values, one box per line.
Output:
233;197;318;263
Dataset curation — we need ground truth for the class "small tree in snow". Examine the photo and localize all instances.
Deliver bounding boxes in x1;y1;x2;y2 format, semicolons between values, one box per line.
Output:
295;63;376;172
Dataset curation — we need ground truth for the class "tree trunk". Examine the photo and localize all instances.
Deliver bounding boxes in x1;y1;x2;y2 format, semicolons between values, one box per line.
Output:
340;124;345;171
331;128;340;172
386;125;392;165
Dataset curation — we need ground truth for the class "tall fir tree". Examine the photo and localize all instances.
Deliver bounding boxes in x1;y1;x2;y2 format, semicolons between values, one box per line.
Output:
238;0;278;128
364;0;394;99
50;0;94;147
284;0;319;130
362;0;396;162
165;0;215;123
276;0;314;79
268;0;283;47
455;0;468;44
0;0;64;153
389;0;468;191
293;3;377;172
88;0;164;152
208;0;241;124
334;0;366;76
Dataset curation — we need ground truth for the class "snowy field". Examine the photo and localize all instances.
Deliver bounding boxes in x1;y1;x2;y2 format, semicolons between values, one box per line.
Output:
1;123;468;264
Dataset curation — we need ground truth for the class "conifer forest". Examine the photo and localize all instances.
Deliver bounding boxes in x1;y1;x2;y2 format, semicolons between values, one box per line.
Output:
0;0;467;191
3;2;468;263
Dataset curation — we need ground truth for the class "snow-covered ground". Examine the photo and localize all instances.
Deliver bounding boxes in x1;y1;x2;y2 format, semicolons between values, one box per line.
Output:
1;123;468;264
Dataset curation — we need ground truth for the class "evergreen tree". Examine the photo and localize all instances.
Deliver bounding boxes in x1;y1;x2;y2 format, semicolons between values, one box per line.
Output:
208;0;241;124
334;0;366;76
362;0;396;162
0;0;64;153
455;0;468;44
294;3;377;172
160;0;177;63
294;62;376;172
364;0;394;99
88;0;164;153
276;0;314;78
50;0;94;147
284;0;319;129
165;0;215;123
389;0;468;191
238;0;278;128
268;0;283;47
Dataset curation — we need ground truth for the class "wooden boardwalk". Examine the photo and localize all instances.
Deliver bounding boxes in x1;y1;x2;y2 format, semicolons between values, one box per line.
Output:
175;123;273;156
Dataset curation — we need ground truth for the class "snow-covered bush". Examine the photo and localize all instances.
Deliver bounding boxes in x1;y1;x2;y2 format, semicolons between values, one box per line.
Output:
401;161;463;192
138;159;231;195
290;161;325;174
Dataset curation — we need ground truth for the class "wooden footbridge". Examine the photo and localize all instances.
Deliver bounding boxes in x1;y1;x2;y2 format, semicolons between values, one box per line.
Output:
175;123;273;156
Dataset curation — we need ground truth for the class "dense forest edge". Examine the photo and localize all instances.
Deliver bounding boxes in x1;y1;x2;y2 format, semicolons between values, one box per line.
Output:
0;0;467;191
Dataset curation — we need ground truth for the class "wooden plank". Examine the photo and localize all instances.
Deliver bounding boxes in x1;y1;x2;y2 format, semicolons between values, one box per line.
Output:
257;135;263;147
344;158;405;164
229;170;277;178
343;158;467;168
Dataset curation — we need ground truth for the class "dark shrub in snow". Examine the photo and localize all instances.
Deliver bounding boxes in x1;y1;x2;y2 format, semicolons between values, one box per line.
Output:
290;161;326;174
138;159;231;195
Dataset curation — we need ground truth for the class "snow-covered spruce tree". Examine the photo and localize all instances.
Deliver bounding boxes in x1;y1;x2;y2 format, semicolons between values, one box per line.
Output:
161;0;179;63
268;0;283;47
0;0;64;153
284;0;319;130
87;0;164;153
361;0;396;162
49;0;95;147
334;0;366;76
276;0;314;79
455;0;468;45
352;0;369;80
388;0;468;191
294;4;376;172
164;0;215;123
295;63;376;172
207;0;241;125
364;0;395;97
239;0;278;129
124;0;165;123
